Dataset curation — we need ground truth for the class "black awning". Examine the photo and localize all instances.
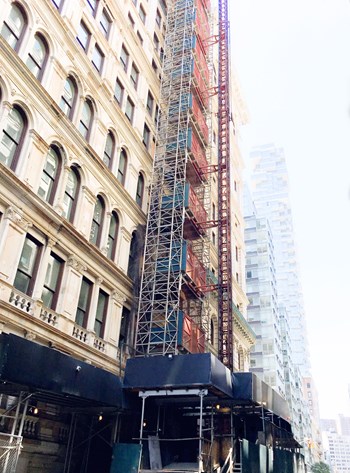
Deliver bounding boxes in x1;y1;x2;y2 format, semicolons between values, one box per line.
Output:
124;352;233;398
0;333;124;409
232;372;290;421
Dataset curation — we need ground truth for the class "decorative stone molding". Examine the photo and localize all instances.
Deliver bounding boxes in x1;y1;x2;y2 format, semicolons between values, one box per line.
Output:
4;207;32;231
29;129;50;154
67;255;87;274
120;226;132;242
0;322;5;334
82;185;96;204
96;277;103;286
24;331;36;341
112;290;126;304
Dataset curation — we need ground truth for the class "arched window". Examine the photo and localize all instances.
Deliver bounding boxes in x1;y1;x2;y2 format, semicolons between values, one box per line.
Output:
0;105;27;171
90;195;105;246
136;172;144;207
1;3;27;51
60;76;77;119
117;148;127;185
107;211;119;260
62;167;80;223
38;145;61;204
26;33;49;80
79;99;93;140
103;131;115;169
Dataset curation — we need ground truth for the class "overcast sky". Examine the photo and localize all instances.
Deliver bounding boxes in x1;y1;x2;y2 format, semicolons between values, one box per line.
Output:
230;0;350;418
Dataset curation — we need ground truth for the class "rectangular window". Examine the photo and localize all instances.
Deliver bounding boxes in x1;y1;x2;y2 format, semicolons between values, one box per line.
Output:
86;0;98;16
41;253;63;310
130;63;139;90
120;45;129;72
92;44;104;73
114;79;124;105
13;235;42;296
95;289;108;338
139;5;146;23
100;8;112;38
235;246;239;261
77;21;91;51
76;277;93;328
125;97;134;123
128;13;135;28
146;91;154;115
155;9;161;27
137;31;143;44
154;104;159;127
153;33;159;51
142;123;150;148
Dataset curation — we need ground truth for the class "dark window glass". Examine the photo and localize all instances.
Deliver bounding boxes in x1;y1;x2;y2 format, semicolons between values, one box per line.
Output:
142;123;150;148
38;146;61;204
77;21;90;51
41;253;63;309
60;77;77;119
100;8;111;38
92;44;104;73
13;235;41;296
130;63;139;90
76;277;92;327
1;3;26;51
90;195;104;246
51;0;63;10
107;211;119;260
139;5;146;23
26;34;48;80
117;149;127;184
62;167;79;223
136;173;144;207
114;79;124;105
86;0;98;16
125;97;134;123
120;45;129;72
79;100;93;139
95;289;108;338
127;231;137;278
103;132;114;169
0;106;26;170
146;91;154;115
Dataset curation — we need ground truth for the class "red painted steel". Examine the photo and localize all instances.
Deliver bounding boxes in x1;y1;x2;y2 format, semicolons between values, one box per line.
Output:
191;93;209;143
179;312;205;354
217;0;234;371
188;128;208;169
187;185;208;224
186;245;207;289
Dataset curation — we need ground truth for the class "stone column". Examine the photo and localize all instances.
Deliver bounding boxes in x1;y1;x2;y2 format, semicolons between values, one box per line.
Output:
32;238;56;300
86;277;103;333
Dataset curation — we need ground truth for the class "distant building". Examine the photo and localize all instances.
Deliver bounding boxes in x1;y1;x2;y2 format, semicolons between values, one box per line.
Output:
323;431;350;472
339;414;350;436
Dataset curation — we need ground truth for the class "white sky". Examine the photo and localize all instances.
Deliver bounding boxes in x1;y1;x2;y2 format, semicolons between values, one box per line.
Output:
229;0;350;418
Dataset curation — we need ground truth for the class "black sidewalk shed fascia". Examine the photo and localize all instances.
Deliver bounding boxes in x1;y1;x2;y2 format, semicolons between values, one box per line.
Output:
232;371;290;422
0;333;124;409
123;352;233;398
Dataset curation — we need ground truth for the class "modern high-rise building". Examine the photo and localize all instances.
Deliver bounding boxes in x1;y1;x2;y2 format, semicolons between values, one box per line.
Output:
245;143;322;466
249;143;310;374
322;431;350;473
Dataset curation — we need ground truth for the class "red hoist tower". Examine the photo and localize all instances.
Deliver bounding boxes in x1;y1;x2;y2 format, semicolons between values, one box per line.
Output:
217;0;234;371
135;0;234;371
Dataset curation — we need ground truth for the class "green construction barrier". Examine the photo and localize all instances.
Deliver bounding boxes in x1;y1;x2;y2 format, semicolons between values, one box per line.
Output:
109;443;141;473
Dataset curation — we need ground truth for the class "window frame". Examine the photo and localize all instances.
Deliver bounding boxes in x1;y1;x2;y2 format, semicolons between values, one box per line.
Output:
13;234;42;296
60;76;78;120
142;123;150;149
1;2;27;52
94;288;108;338
41;252;64;310
125;96;134;123
99;8;112;38
114;78;124;105
38;145;62;205
117;149;127;185
136;172;144;207
92;43;104;74
120;45;129;72
75;276;93;328
89;195;105;247
0;104;27;172
63;166;80;223
103;131;115;169
26;33;49;81
130;62;139;90
77;21;91;51
107;211;119;260
79;99;94;140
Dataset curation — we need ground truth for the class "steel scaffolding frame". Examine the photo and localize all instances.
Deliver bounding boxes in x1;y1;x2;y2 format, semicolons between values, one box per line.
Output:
135;0;212;356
